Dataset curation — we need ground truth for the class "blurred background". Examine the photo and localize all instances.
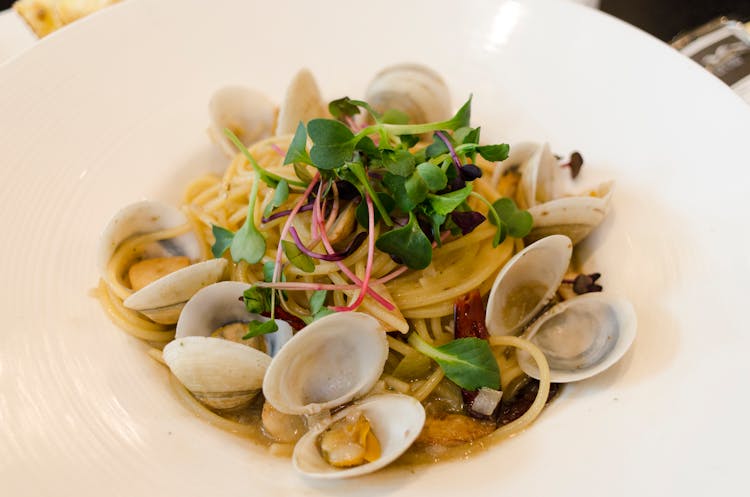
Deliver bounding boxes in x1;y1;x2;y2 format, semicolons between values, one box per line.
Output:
3;0;749;42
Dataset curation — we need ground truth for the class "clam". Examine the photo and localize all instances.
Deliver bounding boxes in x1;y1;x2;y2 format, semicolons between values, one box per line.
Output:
207;86;276;157
163;281;294;411
516;293;637;383
163;336;270;410
123;258;227;324
485;234;572;337
98;201;225;324
515;142;614;245
525;180;614;245
275;68;327;135
365;63;451;123
97;200;201;279
262;312;388;416
292;394;425;479
485;234;637;383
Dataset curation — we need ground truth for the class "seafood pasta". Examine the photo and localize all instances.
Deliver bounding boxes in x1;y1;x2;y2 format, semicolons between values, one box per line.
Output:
97;65;635;478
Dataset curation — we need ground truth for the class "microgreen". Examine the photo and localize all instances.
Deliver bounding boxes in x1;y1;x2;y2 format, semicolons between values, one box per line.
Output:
243;319;278;339
328;97;361;120
243;286;272;314
283;94;516;272
230;171;266;264
210;224;235;258
416;162;448;191
263;179;289;218
408;333;500;391
307;119;358;170
427;184;473;215
282;240;315;272
242;286;278;338
225;128;306;188
380;149;416;177
356;192;394;228
489;197;533;238
309;290;327;314
476;144;510;162
375;212;432;270
283;122;313;168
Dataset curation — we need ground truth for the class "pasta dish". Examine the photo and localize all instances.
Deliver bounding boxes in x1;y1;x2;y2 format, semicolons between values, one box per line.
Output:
96;64;636;478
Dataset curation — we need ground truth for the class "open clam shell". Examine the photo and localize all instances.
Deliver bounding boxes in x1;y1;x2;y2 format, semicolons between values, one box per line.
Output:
163;281;296;411
365;63;451;123
97;200;201;283
486;235;572;337
292;394;425;479
263;312;388;415
517;293;637;383
122;258;227;325
176;281;293;357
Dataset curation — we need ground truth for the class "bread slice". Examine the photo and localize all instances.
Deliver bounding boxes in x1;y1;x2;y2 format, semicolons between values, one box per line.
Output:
13;0;120;37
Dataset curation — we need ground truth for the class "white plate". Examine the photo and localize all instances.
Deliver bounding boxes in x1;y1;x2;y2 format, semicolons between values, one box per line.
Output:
1;0;749;495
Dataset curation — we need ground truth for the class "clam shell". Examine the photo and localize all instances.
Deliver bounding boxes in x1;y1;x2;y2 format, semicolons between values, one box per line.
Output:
97;200;201;283
263;312;388;415
292;394;425;479
275;68;327;135
486;235;572;336
526;180;614;245
176;281;293;357
123;258;227;325
163;336;270;410
207;86;276;156
365;63;451;123
517;293;637;383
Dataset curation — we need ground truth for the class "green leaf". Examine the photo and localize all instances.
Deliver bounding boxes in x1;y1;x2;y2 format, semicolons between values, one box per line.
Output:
211;225;235;258
328;97;361;120
345;161;393;226
301;306;335;325
282;240;315;272
405;171;429;206
454;126;481;145
375;212;432;270
263;179;289;217
283;122;313;166
382;173;417;212
400;134;420;148
308;119;356;170
427;184;473;216
381;108;410;124
355;136;380;157
309;290;327;315
477;144;510;162
425;132;449;159
490;197;534;238
263;262;274;282
378;95;472;136
450;96;473;129
416;162;447;191
380;149;416;177
356;192;394;228
408;334;500;390
243;286;272;314
230;172;266;264
230;222;266;264
243;319;278;339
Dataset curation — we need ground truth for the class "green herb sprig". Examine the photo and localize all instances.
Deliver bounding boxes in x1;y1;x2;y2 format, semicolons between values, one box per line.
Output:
408;333;500;390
